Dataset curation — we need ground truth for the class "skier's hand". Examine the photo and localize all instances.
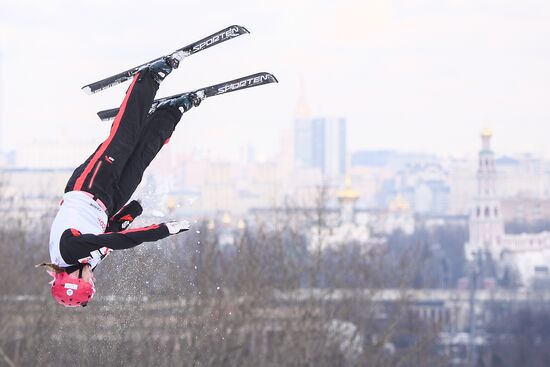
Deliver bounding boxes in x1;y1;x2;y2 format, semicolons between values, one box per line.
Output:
165;220;191;235
107;200;143;232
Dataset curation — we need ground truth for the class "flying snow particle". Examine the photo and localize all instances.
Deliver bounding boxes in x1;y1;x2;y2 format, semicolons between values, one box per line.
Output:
151;210;165;217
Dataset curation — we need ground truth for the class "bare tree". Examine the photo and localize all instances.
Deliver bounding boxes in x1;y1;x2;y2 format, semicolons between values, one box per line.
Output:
0;181;445;366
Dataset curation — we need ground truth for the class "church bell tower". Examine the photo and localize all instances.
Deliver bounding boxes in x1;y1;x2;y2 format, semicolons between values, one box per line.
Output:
466;128;505;261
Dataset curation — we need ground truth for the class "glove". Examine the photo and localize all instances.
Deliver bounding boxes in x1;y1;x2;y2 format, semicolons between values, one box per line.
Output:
107;200;143;232
165;220;191;235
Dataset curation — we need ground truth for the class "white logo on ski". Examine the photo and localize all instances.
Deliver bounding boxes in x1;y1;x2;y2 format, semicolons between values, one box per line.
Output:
217;74;271;94
192;27;240;52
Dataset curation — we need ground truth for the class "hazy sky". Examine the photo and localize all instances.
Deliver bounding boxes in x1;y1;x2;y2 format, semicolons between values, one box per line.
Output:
2;0;550;163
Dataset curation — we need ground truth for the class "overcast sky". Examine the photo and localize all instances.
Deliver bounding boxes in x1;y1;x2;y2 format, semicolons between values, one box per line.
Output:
1;0;550;163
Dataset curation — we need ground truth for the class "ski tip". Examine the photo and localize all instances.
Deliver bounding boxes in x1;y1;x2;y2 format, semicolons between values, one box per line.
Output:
97;108;118;122
82;86;93;95
261;72;279;83
98;115;115;122
232;25;250;34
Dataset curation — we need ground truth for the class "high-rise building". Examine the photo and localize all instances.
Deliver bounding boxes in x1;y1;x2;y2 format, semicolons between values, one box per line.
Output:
293;96;346;178
293;94;313;170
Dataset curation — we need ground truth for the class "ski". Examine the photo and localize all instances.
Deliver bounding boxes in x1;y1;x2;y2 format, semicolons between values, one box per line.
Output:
97;72;278;121
82;25;250;95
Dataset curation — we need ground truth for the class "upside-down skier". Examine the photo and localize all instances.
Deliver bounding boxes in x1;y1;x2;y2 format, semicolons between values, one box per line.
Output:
38;25;277;308
38;55;201;307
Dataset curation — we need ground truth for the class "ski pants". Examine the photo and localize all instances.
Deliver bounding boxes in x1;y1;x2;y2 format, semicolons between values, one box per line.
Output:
65;69;183;217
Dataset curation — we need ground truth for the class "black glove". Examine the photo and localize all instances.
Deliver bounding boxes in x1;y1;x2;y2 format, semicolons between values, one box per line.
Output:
107;200;143;232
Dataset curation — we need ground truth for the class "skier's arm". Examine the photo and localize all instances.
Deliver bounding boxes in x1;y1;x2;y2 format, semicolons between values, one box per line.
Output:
81;224;170;249
59;221;190;264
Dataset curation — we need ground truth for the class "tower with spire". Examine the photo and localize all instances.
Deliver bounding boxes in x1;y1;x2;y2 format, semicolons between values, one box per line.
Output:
464;129;550;287
466;128;505;262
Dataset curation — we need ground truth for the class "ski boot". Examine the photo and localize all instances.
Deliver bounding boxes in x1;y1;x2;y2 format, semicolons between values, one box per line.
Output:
157;92;203;113
141;51;185;85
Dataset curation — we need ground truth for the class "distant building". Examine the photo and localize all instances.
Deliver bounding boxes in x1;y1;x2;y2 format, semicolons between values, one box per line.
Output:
293;96;346;179
496;154;547;199
350;150;452;214
337;177;360;225
465;129;550;288
384;194;415;235
501;197;550;224
308;178;372;251
15;139;97;169
351;150;395;168
351;151;437;171
447;158;477;215
466;129;505;261
199;161;237;213
395;162;450;215
0;167;71;219
346;165;394;209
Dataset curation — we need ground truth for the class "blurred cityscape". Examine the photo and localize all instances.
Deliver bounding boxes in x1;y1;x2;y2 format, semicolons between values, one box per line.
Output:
2;94;550;366
3;96;550;251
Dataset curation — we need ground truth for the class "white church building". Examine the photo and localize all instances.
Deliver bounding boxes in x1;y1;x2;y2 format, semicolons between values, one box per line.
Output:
465;129;550;287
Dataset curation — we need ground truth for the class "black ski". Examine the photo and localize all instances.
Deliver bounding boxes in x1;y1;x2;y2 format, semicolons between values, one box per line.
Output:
97;72;278;121
82;25;250;94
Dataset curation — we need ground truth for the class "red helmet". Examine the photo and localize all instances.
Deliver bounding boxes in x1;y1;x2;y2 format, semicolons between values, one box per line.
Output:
50;271;95;307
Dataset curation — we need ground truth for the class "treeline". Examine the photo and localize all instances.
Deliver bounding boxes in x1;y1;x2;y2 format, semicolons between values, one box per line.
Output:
0;207;450;367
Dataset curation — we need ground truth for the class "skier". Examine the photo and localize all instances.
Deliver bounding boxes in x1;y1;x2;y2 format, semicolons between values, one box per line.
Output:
38;55;201;307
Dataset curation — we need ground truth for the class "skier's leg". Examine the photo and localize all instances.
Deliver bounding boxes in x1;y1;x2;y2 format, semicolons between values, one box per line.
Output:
65;67;164;215
111;105;184;212
110;93;201;212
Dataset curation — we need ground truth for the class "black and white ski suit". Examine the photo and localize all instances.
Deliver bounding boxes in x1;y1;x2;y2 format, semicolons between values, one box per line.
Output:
49;68;184;272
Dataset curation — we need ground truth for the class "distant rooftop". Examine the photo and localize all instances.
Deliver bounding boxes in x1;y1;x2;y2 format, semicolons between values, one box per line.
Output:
496;156;520;166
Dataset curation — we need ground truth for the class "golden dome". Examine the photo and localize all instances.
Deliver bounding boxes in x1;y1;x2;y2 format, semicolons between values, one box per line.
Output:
338;177;360;201
166;196;177;211
481;127;493;138
388;194;411;212
222;212;232;225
